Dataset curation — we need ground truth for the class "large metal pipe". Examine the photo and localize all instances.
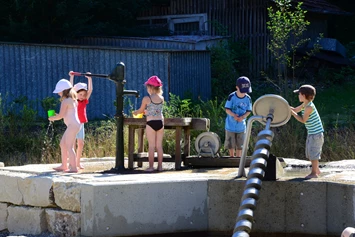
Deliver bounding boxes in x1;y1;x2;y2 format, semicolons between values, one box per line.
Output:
236;116;263;178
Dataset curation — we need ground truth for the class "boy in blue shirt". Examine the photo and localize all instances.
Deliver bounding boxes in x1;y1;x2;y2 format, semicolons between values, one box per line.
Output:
224;76;252;157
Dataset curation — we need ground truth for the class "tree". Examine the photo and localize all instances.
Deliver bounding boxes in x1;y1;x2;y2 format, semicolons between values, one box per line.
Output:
266;0;320;96
0;0;152;43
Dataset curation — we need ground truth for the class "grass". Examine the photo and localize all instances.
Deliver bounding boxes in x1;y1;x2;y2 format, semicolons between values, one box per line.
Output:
316;83;355;127
1;80;355;166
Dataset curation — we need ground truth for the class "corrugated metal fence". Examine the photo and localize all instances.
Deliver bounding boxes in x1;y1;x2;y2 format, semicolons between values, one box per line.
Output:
0;42;211;119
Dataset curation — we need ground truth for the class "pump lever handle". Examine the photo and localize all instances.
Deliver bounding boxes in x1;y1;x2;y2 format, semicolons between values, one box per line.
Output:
123;90;140;98
71;72;109;78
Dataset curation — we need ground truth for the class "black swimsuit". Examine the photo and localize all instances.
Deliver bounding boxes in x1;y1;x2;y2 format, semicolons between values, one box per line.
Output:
146;120;164;131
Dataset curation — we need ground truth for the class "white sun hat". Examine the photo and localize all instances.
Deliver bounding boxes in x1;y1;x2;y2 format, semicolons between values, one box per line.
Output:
73;82;88;92
53;79;72;93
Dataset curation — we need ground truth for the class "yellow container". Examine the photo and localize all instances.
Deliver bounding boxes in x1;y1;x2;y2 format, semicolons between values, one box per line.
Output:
133;113;143;118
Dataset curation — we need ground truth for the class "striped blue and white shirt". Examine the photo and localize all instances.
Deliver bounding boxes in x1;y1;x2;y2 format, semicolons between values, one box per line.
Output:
302;102;324;135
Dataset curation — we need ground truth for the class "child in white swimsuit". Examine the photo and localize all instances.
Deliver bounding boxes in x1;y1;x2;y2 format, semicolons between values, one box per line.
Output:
49;79;81;173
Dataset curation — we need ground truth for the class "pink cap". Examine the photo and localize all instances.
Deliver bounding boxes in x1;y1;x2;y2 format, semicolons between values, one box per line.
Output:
144;76;162;87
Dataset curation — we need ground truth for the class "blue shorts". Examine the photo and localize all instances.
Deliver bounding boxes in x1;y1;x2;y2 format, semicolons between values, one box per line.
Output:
306;132;324;160
76;124;85;140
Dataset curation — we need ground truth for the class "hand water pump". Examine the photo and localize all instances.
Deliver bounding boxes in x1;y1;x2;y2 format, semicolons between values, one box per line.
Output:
72;62;139;171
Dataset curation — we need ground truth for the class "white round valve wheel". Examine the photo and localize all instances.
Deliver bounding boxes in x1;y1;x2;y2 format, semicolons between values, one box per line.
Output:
195;132;221;157
252;94;291;127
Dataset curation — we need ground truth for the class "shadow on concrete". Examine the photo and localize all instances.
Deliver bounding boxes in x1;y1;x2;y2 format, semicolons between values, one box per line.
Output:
286;177;312;182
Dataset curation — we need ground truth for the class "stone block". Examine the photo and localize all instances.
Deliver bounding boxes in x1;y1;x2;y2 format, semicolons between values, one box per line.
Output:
207;180;244;232
0;203;9;231
19;176;55;207
7;205;47;235
0;172;31;205
53;181;81;212
81;180;208;237
0;172;54;207
46;208;81;237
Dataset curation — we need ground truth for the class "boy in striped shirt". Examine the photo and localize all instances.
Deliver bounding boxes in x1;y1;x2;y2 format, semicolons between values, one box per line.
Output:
290;84;324;179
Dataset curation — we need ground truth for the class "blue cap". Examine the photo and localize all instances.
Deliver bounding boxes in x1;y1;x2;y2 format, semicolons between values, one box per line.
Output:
236;76;252;93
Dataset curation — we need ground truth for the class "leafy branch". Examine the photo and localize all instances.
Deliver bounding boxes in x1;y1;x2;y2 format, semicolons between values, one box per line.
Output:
266;0;321;96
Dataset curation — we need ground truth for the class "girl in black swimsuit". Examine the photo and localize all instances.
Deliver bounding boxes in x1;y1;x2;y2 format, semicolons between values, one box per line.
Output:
133;76;164;172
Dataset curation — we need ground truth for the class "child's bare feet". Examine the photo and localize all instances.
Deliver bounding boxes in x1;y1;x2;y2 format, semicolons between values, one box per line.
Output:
145;167;155;172
65;169;78;173
53;166;68;171
157;166;163;172
305;173;318;179
78;165;84;169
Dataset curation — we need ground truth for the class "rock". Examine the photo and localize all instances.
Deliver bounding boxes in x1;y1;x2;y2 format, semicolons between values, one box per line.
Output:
0;172;31;205
7;205;47;235
53;181;81;212
0;203;9;231
45;208;81;237
19;176;55;207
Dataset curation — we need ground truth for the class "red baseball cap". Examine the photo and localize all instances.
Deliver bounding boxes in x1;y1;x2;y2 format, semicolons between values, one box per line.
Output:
144;76;162;87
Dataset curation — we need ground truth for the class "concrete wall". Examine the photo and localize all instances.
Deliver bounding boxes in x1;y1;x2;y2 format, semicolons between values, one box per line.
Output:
207;180;354;236
0;169;354;236
81;179;355;236
81;180;208;236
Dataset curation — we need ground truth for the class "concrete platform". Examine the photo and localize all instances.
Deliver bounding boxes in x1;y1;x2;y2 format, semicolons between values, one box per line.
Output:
0;157;355;237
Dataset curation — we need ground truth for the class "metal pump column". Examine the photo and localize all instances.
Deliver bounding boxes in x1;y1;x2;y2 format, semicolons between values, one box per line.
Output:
111;63;126;170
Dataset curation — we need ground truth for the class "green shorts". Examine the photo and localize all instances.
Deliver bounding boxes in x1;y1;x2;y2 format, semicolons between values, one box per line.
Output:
224;130;245;150
306;132;324;160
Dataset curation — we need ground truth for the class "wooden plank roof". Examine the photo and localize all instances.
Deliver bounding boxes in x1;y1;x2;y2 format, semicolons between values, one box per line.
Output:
293;0;352;15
